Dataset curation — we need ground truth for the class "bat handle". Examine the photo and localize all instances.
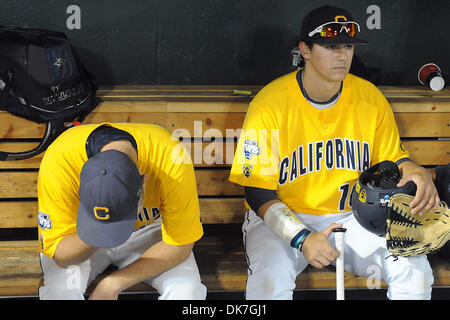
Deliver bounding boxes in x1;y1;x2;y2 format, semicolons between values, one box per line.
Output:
333;228;347;301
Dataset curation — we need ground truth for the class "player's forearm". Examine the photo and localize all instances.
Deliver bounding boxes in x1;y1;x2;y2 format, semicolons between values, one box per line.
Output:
398;160;436;181
257;199;281;218
53;233;98;268
263;201;312;248
95;240;194;295
398;159;422;176
397;159;439;214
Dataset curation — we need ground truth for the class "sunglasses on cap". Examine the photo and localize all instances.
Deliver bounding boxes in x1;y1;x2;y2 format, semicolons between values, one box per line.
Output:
308;21;361;38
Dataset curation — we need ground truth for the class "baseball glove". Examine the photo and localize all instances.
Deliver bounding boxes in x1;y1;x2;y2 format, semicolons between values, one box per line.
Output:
386;193;450;257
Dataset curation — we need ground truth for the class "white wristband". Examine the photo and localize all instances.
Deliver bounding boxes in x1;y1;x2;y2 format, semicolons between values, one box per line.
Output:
263;202;308;247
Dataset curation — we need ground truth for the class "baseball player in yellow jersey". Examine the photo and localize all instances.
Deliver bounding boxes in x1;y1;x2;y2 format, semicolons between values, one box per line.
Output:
229;5;439;300
37;122;206;300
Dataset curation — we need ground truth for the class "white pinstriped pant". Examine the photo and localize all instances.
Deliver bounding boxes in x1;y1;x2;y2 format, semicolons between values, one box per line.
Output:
243;210;434;300
39;222;206;300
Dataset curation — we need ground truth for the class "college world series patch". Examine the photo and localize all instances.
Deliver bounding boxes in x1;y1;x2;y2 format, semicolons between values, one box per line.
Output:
38;211;52;230
244;139;260;160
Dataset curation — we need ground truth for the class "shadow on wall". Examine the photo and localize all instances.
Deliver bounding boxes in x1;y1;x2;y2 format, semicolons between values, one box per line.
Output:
350;55;381;85
237;25;294;85
75;48;117;86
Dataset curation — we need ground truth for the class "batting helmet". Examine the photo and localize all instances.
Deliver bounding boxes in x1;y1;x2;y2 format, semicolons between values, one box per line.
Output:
351;160;417;237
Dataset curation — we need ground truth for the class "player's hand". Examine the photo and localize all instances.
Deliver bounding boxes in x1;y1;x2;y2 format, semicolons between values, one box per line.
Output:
397;164;440;216
301;223;341;269
88;277;121;300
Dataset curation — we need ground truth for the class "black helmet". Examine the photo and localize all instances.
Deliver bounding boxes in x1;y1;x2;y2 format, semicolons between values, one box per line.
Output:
351;161;417;237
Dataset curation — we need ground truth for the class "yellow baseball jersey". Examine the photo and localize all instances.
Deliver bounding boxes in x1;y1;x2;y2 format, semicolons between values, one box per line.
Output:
229;71;409;215
38;122;203;258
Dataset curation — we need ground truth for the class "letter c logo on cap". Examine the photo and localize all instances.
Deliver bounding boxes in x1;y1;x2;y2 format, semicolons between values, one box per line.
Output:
334;15;348;22
93;207;110;220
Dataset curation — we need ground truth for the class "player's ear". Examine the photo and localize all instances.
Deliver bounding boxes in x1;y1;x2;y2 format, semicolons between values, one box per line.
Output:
299;41;311;60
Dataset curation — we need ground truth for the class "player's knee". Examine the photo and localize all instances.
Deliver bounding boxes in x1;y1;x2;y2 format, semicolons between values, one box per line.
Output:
246;266;296;300
408;262;434;298
387;256;434;300
39;283;86;300
159;280;207;300
39;259;90;300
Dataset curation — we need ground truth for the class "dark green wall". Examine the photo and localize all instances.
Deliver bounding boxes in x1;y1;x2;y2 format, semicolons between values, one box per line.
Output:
1;0;448;86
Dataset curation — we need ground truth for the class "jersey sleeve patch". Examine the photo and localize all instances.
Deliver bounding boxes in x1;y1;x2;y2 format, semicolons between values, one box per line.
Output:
38;211;52;230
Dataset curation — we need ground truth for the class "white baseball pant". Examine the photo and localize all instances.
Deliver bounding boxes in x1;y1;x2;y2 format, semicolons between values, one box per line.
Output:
39;221;207;300
243;210;434;300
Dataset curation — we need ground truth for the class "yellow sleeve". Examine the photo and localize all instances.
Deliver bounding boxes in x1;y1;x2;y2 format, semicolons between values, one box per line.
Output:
371;94;410;165
229;100;280;190
159;143;203;245
37;162;79;258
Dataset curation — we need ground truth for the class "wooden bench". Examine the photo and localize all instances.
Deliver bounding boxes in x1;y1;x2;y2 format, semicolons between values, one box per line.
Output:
0;85;449;298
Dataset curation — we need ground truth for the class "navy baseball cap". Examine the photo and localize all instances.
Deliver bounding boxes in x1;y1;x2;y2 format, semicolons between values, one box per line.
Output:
300;5;367;44
77;149;142;248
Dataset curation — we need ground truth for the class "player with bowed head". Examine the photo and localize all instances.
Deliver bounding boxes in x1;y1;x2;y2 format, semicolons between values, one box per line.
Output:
37;123;206;300
229;5;439;300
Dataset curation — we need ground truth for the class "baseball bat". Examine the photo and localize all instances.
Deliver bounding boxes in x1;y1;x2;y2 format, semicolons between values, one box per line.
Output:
332;227;347;300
